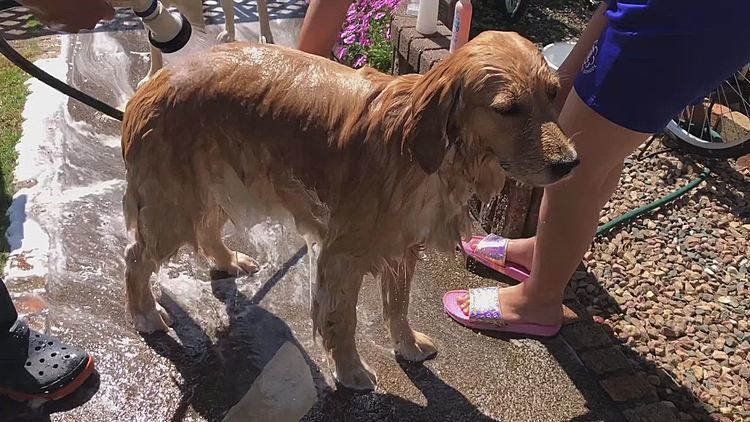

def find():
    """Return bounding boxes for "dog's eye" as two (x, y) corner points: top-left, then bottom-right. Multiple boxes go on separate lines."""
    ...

(494, 103), (521, 116)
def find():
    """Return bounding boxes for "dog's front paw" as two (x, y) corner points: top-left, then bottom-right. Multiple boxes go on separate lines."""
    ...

(214, 251), (260, 277)
(394, 330), (437, 362)
(234, 252), (259, 274)
(132, 304), (172, 333)
(334, 359), (377, 392)
(217, 30), (235, 43)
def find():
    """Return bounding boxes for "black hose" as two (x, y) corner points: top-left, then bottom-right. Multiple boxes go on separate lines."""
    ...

(0, 36), (124, 121)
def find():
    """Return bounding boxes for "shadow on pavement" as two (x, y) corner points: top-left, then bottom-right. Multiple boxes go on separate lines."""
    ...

(138, 246), (495, 421)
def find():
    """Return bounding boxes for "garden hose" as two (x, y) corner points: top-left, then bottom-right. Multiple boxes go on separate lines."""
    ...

(595, 167), (712, 237)
(0, 35), (124, 121)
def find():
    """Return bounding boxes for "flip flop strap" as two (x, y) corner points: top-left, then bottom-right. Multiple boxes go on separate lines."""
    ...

(468, 287), (506, 326)
(475, 234), (508, 267)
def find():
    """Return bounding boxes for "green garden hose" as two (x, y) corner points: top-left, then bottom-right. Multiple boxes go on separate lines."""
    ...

(595, 167), (712, 237)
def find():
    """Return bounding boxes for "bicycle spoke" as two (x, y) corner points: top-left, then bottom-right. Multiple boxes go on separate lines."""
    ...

(719, 82), (749, 144)
(731, 73), (750, 117)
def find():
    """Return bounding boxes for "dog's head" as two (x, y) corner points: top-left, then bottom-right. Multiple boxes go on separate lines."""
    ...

(402, 31), (578, 188)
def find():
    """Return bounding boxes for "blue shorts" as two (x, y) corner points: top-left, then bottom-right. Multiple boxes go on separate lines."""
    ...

(574, 0), (750, 133)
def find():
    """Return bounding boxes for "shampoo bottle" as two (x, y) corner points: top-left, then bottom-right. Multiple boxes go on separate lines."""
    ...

(449, 0), (473, 52)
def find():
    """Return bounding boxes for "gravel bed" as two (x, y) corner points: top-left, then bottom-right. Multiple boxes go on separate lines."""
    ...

(578, 137), (750, 421)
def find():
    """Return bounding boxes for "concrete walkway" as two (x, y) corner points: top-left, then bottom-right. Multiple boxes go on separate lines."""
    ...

(1, 12), (619, 422)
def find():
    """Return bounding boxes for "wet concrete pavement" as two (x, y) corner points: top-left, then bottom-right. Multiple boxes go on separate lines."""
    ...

(2, 13), (620, 422)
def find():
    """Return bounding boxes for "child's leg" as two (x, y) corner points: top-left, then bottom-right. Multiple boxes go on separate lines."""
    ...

(298, 0), (351, 57)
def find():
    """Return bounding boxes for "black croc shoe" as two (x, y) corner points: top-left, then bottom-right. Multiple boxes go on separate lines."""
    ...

(0, 320), (95, 401)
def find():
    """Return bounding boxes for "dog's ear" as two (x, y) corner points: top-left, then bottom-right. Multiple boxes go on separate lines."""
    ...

(402, 73), (463, 175)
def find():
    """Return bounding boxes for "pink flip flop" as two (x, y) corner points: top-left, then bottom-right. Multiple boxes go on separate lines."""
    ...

(443, 287), (561, 337)
(461, 234), (529, 282)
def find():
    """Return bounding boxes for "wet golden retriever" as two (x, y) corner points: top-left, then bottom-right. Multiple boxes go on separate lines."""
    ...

(120, 31), (578, 391)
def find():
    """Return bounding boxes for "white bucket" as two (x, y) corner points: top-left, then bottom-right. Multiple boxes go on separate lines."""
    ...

(541, 40), (577, 71)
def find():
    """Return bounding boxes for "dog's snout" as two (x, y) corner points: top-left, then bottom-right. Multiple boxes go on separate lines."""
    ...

(549, 157), (580, 179)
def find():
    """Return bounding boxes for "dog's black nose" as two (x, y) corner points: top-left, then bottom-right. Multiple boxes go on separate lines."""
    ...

(549, 157), (580, 178)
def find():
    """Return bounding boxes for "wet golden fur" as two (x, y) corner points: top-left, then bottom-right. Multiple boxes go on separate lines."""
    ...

(120, 31), (578, 391)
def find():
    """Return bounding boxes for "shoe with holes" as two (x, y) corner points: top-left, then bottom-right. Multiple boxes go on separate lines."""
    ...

(0, 319), (95, 401)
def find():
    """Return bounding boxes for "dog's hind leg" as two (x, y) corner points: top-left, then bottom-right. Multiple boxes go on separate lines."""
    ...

(197, 209), (259, 277)
(379, 247), (437, 362)
(124, 184), (193, 333)
(312, 245), (376, 391)
(217, 0), (236, 43)
(125, 240), (173, 333)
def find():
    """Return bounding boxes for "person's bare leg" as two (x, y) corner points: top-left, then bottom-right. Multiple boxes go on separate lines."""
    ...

(297, 0), (351, 57)
(459, 91), (651, 324)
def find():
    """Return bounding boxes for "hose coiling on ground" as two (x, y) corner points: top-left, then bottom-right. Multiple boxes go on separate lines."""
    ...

(595, 167), (712, 237)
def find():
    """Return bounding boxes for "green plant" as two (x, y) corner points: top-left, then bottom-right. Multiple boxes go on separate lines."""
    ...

(0, 42), (40, 266)
(336, 0), (401, 72)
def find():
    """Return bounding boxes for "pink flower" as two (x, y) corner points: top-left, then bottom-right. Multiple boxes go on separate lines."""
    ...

(336, 0), (401, 71)
(335, 46), (348, 60)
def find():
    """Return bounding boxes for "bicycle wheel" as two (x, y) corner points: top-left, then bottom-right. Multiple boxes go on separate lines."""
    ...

(665, 64), (750, 158)
(500, 0), (530, 23)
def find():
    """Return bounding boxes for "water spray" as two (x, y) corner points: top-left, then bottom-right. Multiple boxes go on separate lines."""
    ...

(0, 0), (199, 121)
(110, 0), (192, 54)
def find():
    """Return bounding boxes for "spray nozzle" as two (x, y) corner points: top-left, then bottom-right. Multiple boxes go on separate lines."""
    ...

(127, 0), (192, 53)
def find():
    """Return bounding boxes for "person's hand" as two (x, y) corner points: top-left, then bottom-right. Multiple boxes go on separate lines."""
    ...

(18, 0), (115, 33)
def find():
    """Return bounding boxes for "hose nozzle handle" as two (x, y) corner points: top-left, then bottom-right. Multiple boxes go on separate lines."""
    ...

(131, 0), (192, 53)
(146, 13), (191, 53)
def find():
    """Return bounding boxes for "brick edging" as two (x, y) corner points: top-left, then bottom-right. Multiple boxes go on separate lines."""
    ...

(390, 9), (450, 75)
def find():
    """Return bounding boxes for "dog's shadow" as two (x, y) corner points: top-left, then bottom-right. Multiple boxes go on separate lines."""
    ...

(143, 247), (492, 421)
(142, 247), (327, 421)
(306, 358), (498, 421)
